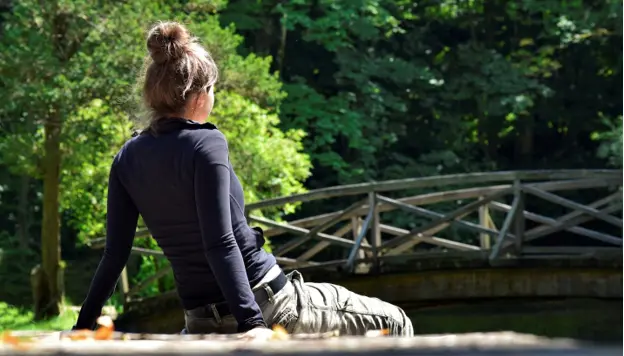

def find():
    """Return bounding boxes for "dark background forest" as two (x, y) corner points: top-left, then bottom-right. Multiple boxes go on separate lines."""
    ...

(0, 0), (621, 330)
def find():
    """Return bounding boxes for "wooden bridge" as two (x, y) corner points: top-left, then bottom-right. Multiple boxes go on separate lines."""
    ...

(88, 169), (623, 338)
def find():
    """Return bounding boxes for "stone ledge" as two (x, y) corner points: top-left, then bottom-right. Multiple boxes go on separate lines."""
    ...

(1, 332), (621, 356)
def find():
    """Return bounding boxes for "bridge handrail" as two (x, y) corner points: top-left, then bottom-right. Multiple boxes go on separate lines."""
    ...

(260, 177), (621, 237)
(84, 169), (621, 247)
(245, 169), (622, 211)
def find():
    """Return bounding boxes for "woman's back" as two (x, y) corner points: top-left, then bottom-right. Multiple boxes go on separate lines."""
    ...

(116, 118), (275, 309)
(75, 21), (412, 337)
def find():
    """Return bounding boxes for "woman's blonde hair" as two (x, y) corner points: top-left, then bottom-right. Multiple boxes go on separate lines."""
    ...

(141, 21), (218, 129)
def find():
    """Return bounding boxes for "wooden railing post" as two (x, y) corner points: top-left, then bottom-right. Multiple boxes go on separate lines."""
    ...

(345, 195), (376, 272)
(478, 196), (491, 249)
(513, 180), (525, 254)
(351, 217), (366, 273)
(369, 192), (381, 273)
(489, 184), (522, 261)
(351, 217), (361, 242)
(118, 267), (130, 304)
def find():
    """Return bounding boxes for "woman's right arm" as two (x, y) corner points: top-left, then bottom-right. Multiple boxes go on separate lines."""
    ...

(74, 159), (139, 330)
(193, 132), (267, 332)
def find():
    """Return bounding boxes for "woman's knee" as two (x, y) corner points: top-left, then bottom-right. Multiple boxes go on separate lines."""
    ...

(396, 307), (414, 337)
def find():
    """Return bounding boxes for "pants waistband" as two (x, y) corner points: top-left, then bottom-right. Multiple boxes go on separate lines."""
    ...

(184, 269), (287, 322)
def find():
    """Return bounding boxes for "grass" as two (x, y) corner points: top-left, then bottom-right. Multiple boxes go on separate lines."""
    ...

(0, 302), (77, 332)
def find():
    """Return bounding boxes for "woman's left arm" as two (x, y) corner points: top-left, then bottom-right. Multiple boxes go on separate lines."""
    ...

(74, 160), (139, 330)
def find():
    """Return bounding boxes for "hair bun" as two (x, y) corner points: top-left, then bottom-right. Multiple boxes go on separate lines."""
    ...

(146, 21), (191, 64)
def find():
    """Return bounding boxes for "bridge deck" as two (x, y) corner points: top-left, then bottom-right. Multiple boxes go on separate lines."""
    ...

(1, 331), (622, 356)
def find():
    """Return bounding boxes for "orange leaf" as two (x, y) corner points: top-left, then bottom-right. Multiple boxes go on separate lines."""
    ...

(1, 332), (31, 351)
(1, 332), (20, 345)
(94, 326), (113, 340)
(96, 316), (114, 329)
(94, 315), (114, 340)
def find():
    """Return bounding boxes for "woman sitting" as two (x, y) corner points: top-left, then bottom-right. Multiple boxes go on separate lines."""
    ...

(74, 21), (413, 340)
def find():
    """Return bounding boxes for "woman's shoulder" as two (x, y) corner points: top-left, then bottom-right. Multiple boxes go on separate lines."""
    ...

(112, 120), (228, 162)
(153, 118), (227, 143)
(110, 133), (142, 166)
(183, 122), (228, 148)
(183, 123), (230, 164)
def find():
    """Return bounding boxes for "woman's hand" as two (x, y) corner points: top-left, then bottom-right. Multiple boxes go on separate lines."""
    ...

(238, 326), (275, 341)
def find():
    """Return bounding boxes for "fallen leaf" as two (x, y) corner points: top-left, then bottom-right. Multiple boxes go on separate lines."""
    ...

(96, 316), (114, 329)
(1, 332), (19, 345)
(1, 332), (31, 351)
(94, 315), (114, 340)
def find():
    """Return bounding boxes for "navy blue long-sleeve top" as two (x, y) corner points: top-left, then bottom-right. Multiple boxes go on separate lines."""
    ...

(75, 118), (276, 332)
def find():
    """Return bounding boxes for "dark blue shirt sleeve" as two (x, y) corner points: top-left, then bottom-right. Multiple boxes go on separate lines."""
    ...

(193, 132), (266, 332)
(74, 159), (139, 330)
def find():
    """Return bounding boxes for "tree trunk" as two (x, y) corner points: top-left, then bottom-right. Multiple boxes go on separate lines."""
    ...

(33, 116), (64, 320)
(276, 12), (287, 78)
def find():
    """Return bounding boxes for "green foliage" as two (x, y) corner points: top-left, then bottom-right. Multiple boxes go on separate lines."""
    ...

(218, 0), (622, 254)
(0, 0), (309, 240)
(0, 232), (37, 306)
(61, 100), (134, 242)
(212, 92), (311, 208)
(0, 302), (77, 331)
(224, 0), (622, 190)
(279, 81), (360, 179)
(0, 0), (144, 243)
(592, 115), (623, 168)
(279, 0), (404, 51)
(0, 0), (311, 304)
(132, 238), (175, 299)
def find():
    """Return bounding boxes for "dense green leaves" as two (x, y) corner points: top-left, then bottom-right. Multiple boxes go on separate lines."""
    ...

(223, 0), (622, 189)
(60, 100), (133, 241)
(0, 0), (311, 239)
(0, 0), (311, 307)
(211, 92), (310, 209)
(593, 115), (623, 168)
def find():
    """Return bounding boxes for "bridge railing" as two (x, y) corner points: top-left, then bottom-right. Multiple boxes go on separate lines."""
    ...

(88, 169), (623, 304)
(246, 169), (622, 273)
